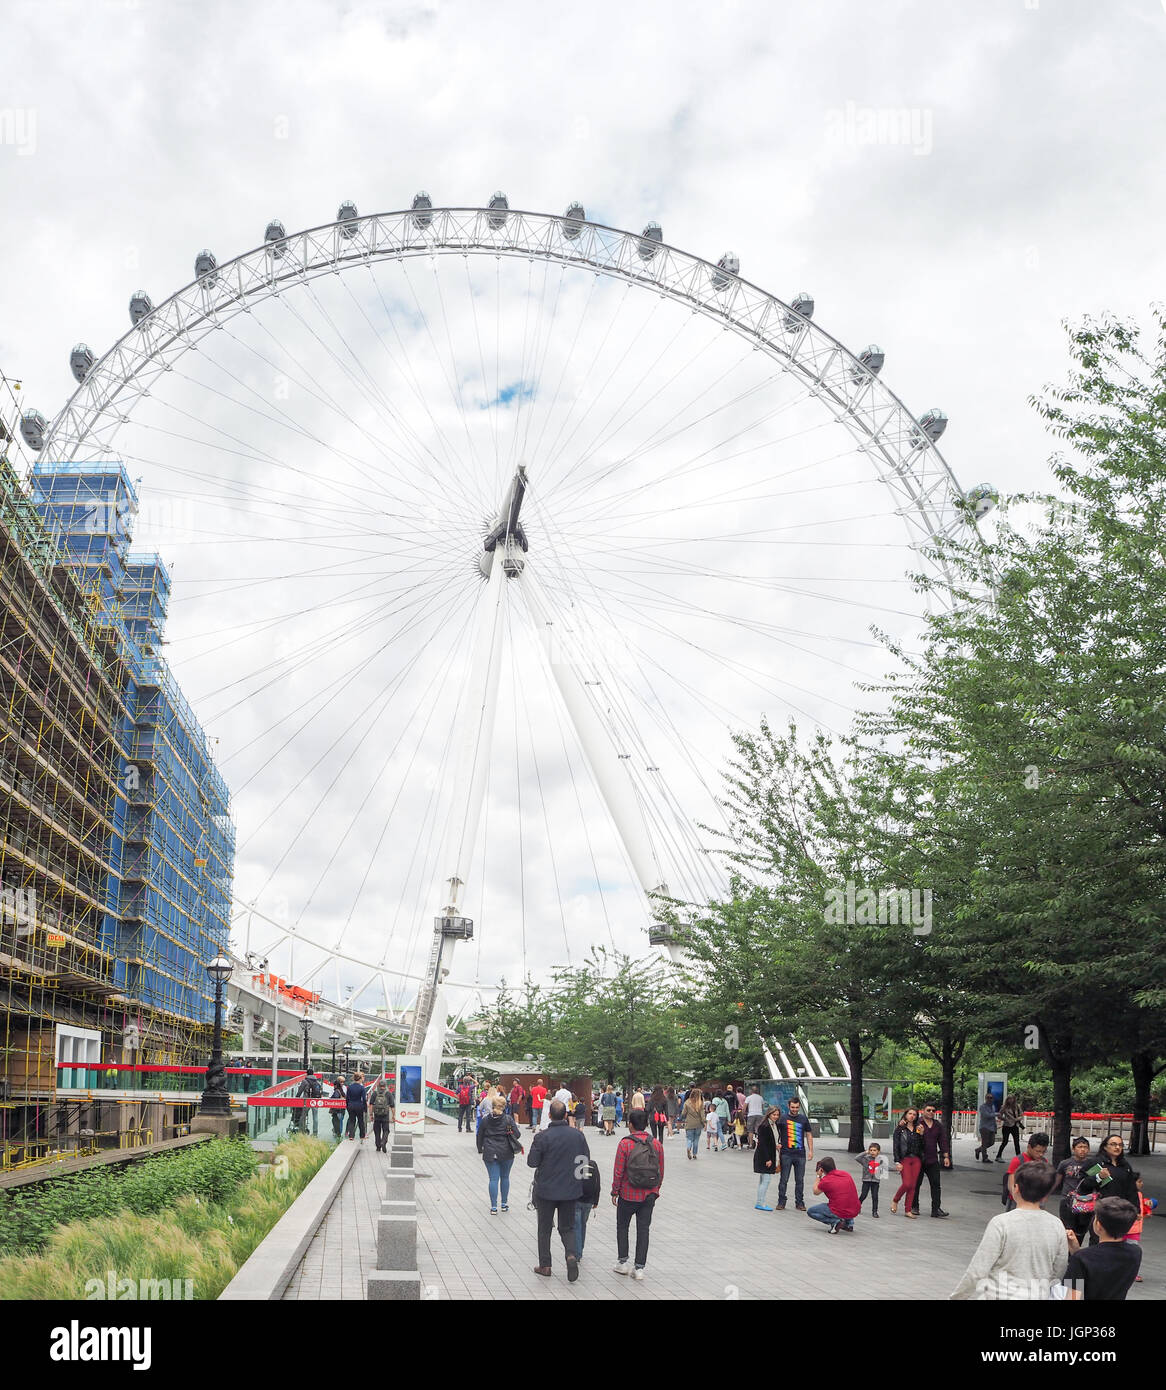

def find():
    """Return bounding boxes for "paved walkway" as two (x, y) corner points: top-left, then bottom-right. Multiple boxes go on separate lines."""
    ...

(284, 1125), (1164, 1301)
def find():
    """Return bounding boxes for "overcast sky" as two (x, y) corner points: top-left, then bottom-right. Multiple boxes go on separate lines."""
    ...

(3, 0), (1163, 1018)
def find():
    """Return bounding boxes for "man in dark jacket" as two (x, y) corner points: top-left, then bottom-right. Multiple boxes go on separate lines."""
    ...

(912, 1103), (951, 1217)
(345, 1072), (369, 1141)
(527, 1099), (591, 1281)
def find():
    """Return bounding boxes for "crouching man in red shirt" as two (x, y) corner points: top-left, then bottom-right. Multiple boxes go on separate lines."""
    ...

(808, 1156), (861, 1233)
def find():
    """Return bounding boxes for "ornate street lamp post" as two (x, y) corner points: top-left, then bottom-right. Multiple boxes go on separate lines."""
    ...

(199, 953), (233, 1117)
(329, 1032), (339, 1074)
(300, 1016), (311, 1073)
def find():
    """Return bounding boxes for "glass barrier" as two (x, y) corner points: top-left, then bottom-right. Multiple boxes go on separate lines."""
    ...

(56, 1064), (303, 1096)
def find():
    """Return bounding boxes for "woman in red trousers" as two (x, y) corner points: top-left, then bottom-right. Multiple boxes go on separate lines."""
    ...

(890, 1108), (924, 1217)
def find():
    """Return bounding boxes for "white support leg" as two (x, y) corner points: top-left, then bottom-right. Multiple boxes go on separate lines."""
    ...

(518, 564), (678, 953)
(411, 548), (510, 1074)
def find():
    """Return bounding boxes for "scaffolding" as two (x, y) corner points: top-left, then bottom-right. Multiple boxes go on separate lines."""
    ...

(0, 373), (236, 1170)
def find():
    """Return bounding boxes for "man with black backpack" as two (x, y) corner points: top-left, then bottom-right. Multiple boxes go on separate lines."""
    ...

(296, 1068), (323, 1135)
(611, 1108), (665, 1281)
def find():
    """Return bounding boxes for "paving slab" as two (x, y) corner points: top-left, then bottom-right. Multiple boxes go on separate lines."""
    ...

(282, 1125), (1164, 1301)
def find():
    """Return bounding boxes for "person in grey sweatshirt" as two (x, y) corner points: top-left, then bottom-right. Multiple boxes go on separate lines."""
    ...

(950, 1161), (1071, 1300)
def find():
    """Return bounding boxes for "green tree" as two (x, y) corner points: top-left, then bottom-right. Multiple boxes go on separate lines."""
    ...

(867, 311), (1166, 1160)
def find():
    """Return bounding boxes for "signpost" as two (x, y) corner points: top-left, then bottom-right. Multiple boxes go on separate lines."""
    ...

(395, 1054), (426, 1135)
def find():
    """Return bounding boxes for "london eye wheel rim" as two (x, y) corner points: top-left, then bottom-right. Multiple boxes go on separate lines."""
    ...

(38, 206), (975, 572)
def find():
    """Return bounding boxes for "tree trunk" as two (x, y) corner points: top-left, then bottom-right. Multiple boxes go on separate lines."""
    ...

(1129, 1050), (1154, 1156)
(1049, 1053), (1073, 1164)
(1036, 1025), (1073, 1164)
(847, 1034), (865, 1152)
(940, 1034), (956, 1161)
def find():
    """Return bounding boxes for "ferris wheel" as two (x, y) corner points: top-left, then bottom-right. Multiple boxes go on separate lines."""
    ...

(22, 197), (996, 1072)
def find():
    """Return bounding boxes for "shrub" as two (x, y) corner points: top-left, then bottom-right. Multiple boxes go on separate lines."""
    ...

(0, 1137), (257, 1256)
(0, 1135), (329, 1300)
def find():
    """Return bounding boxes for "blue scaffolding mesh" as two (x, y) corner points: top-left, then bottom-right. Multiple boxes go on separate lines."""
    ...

(30, 461), (236, 1033)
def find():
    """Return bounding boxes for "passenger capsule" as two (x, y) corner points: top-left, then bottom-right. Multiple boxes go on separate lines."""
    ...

(195, 249), (219, 285)
(562, 201), (585, 240)
(850, 344), (885, 382)
(965, 482), (999, 519)
(129, 291), (153, 327)
(487, 190), (510, 229)
(20, 410), (47, 451)
(337, 200), (359, 238)
(711, 251), (739, 291)
(783, 292), (814, 331)
(70, 343), (95, 384)
(264, 220), (287, 258)
(412, 191), (433, 229)
(916, 408), (948, 443)
(637, 221), (663, 261)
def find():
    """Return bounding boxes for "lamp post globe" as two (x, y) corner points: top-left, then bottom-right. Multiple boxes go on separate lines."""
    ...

(199, 953), (233, 1117)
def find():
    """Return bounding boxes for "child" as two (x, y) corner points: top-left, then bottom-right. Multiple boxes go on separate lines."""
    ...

(808, 1156), (861, 1233)
(733, 1113), (747, 1150)
(706, 1103), (721, 1152)
(1125, 1177), (1156, 1282)
(855, 1142), (887, 1217)
(1063, 1196), (1142, 1300)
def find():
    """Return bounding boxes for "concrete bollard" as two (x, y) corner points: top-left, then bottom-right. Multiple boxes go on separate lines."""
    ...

(384, 1170), (415, 1203)
(367, 1269), (421, 1301)
(380, 1198), (417, 1222)
(389, 1147), (414, 1169)
(377, 1213), (417, 1271)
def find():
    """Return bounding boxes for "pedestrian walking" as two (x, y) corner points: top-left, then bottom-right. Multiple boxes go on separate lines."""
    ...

(665, 1086), (680, 1137)
(1075, 1135), (1140, 1245)
(993, 1094), (1023, 1161)
(753, 1105), (782, 1210)
(478, 1095), (523, 1213)
(370, 1078), (395, 1151)
(913, 1103), (951, 1218)
(950, 1162), (1069, 1299)
(705, 1102), (721, 1152)
(712, 1090), (730, 1147)
(854, 1142), (887, 1217)
(890, 1107), (923, 1217)
(508, 1079), (527, 1126)
(648, 1086), (669, 1144)
(807, 1157), (860, 1233)
(682, 1088), (704, 1159)
(1053, 1136), (1095, 1244)
(1003, 1132), (1049, 1211)
(457, 1077), (476, 1133)
(344, 1071), (368, 1141)
(330, 1076), (346, 1137)
(575, 1149), (601, 1260)
(296, 1068), (323, 1135)
(974, 1094), (998, 1162)
(611, 1108), (664, 1280)
(775, 1097), (813, 1210)
(600, 1083), (618, 1136)
(744, 1085), (765, 1148)
(1063, 1197), (1142, 1300)
(527, 1099), (590, 1280)
(529, 1077), (548, 1131)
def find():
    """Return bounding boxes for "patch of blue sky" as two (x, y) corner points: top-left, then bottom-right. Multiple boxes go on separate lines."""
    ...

(482, 380), (535, 410)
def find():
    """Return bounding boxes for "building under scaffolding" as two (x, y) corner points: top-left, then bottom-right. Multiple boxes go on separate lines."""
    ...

(0, 379), (235, 1170)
